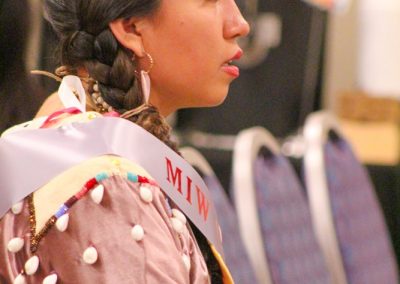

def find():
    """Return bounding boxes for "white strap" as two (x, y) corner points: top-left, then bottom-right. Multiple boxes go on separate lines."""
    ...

(58, 75), (87, 112)
(140, 71), (151, 104)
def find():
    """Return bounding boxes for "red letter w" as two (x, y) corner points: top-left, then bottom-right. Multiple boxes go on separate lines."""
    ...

(196, 186), (209, 221)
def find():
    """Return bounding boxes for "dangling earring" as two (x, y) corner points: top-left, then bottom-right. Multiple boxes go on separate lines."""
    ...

(135, 51), (154, 105)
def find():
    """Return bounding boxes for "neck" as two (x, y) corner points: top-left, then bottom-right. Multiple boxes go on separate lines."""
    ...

(148, 82), (181, 117)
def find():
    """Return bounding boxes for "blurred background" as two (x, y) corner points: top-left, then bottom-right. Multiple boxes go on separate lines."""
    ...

(1, 0), (400, 282)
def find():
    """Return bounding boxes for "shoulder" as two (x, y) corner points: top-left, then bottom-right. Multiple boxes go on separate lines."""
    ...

(34, 156), (154, 227)
(35, 92), (63, 118)
(1, 92), (62, 137)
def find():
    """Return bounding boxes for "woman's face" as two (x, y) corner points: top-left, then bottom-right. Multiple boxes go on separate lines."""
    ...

(140, 0), (250, 116)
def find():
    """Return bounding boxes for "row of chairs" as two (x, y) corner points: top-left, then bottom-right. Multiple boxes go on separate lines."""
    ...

(181, 111), (398, 284)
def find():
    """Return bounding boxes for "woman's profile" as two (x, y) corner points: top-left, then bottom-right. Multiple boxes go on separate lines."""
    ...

(0, 0), (249, 283)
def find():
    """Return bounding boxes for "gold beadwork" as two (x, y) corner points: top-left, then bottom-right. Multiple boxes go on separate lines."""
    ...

(28, 195), (58, 254)
(111, 159), (121, 167)
(88, 113), (97, 120)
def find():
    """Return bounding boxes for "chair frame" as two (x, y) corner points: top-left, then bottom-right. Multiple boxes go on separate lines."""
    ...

(180, 147), (215, 177)
(303, 111), (347, 284)
(232, 127), (280, 284)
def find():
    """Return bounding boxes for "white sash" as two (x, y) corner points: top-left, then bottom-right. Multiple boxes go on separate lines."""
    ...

(0, 117), (222, 254)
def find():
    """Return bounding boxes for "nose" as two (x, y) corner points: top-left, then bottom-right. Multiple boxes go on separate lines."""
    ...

(223, 0), (250, 40)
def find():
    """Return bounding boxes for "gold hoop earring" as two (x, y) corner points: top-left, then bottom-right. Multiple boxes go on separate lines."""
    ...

(131, 51), (153, 104)
(141, 51), (154, 74)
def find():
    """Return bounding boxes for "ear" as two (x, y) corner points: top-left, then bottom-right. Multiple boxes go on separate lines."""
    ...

(109, 17), (146, 57)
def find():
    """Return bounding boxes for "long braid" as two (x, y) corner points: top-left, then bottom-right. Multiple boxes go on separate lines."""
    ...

(57, 27), (179, 153)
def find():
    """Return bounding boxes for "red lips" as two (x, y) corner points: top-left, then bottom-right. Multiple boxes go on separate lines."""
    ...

(221, 65), (240, 77)
(231, 49), (243, 61)
(221, 49), (243, 78)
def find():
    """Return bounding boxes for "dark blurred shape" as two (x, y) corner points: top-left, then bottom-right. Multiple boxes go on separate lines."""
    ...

(0, 0), (45, 133)
(38, 20), (60, 94)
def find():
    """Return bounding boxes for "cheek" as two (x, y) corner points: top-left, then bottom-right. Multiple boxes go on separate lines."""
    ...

(150, 37), (212, 87)
(146, 14), (228, 107)
(150, 13), (220, 71)
(152, 58), (229, 108)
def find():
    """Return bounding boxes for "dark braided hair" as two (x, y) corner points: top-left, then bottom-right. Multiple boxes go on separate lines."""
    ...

(43, 0), (222, 282)
(43, 0), (178, 152)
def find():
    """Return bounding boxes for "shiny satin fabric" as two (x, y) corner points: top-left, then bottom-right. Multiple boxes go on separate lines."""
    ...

(0, 116), (222, 255)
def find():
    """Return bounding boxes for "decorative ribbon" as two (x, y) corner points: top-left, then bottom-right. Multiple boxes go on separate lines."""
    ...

(40, 107), (83, 128)
(140, 70), (151, 104)
(0, 117), (223, 254)
(57, 75), (87, 112)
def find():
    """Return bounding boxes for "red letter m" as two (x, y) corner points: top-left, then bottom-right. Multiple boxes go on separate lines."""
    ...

(166, 157), (182, 194)
(196, 186), (209, 221)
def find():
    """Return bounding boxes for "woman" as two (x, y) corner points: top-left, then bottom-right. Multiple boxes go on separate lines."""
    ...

(0, 0), (249, 283)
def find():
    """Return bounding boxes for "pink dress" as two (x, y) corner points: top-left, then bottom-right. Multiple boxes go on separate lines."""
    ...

(0, 159), (210, 283)
(0, 113), (212, 284)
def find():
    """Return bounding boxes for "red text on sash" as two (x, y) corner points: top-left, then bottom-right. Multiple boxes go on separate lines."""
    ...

(166, 157), (209, 221)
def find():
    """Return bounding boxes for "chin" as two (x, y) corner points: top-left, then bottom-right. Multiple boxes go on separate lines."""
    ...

(200, 95), (227, 108)
(183, 86), (229, 108)
(204, 87), (229, 107)
(212, 96), (227, 107)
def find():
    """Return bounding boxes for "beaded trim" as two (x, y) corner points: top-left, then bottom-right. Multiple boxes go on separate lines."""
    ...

(28, 172), (156, 253)
(90, 82), (114, 113)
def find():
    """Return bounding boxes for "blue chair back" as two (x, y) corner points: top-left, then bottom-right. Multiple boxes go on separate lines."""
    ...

(254, 150), (331, 284)
(233, 127), (331, 284)
(303, 111), (398, 284)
